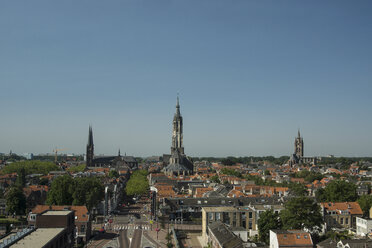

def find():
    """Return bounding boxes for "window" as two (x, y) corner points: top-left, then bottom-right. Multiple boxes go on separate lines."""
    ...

(296, 235), (300, 239)
(346, 218), (349, 225)
(197, 200), (201, 204)
(249, 212), (252, 218)
(340, 218), (343, 225)
(208, 213), (213, 220)
(81, 225), (85, 233)
(248, 221), (252, 229)
(216, 213), (221, 221)
(304, 235), (308, 239)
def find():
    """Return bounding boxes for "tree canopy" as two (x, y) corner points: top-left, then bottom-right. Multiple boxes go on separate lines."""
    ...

(108, 170), (119, 178)
(357, 195), (372, 217)
(258, 209), (282, 244)
(280, 196), (323, 232)
(67, 164), (86, 173)
(125, 170), (149, 196)
(316, 180), (357, 202)
(6, 186), (26, 215)
(1, 160), (59, 176)
(288, 183), (308, 197)
(46, 175), (104, 210)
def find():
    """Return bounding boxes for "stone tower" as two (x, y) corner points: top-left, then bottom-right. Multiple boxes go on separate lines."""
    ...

(294, 129), (304, 158)
(86, 125), (94, 167)
(164, 96), (193, 176)
(171, 96), (184, 156)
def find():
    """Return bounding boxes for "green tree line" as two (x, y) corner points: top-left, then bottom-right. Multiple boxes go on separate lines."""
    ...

(1, 160), (59, 176)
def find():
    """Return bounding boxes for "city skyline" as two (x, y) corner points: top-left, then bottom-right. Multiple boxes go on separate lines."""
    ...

(1, 1), (372, 157)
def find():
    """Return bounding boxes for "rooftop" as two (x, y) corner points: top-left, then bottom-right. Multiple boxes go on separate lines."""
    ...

(42, 210), (72, 216)
(11, 228), (65, 248)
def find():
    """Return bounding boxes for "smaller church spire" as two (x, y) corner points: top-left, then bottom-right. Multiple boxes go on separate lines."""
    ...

(298, 129), (301, 138)
(118, 148), (121, 157)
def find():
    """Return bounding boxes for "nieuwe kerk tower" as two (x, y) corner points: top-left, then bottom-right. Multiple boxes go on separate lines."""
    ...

(164, 97), (193, 176)
(86, 125), (94, 167)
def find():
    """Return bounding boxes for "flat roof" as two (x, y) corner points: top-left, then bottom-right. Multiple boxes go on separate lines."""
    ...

(11, 228), (65, 248)
(42, 210), (72, 215)
(202, 206), (236, 212)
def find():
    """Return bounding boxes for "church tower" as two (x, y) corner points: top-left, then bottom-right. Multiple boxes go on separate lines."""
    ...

(171, 96), (184, 155)
(86, 126), (94, 167)
(164, 96), (193, 176)
(294, 129), (304, 158)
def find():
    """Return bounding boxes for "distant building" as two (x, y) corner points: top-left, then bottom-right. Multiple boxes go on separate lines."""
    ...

(289, 130), (318, 165)
(85, 126), (137, 169)
(23, 153), (34, 160)
(163, 97), (193, 176)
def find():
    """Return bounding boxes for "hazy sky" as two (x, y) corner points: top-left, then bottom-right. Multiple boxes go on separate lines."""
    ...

(1, 0), (371, 157)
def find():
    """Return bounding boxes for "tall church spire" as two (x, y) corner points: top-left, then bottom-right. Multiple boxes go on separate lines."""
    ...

(172, 95), (184, 154)
(298, 129), (301, 138)
(86, 125), (94, 167)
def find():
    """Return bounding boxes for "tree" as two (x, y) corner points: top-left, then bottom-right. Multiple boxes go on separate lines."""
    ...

(280, 196), (323, 232)
(47, 176), (104, 211)
(15, 167), (26, 188)
(221, 158), (234, 166)
(357, 195), (372, 217)
(258, 209), (282, 244)
(289, 183), (308, 197)
(72, 177), (104, 210)
(108, 170), (119, 178)
(125, 170), (149, 196)
(46, 175), (74, 205)
(210, 175), (220, 183)
(39, 177), (49, 186)
(317, 180), (357, 202)
(6, 186), (26, 215)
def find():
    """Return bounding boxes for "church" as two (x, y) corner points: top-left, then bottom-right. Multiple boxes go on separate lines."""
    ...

(85, 126), (138, 170)
(289, 130), (318, 166)
(163, 97), (194, 176)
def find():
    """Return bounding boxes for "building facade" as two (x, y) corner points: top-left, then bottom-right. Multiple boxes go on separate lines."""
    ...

(321, 202), (363, 230)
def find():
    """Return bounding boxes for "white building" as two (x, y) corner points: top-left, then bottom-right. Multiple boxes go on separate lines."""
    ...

(356, 216), (372, 237)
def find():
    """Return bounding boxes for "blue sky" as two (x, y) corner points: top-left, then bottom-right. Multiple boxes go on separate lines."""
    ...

(0, 0), (371, 157)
